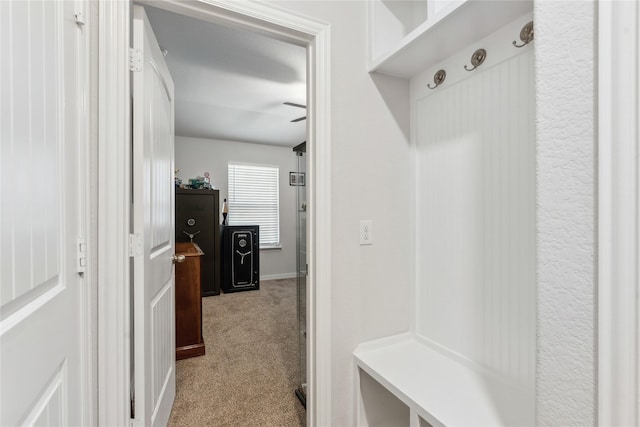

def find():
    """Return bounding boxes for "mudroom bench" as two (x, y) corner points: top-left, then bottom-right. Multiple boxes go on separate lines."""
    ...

(353, 333), (533, 427)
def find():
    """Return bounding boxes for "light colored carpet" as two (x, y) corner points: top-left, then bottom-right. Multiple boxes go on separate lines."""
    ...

(168, 278), (306, 427)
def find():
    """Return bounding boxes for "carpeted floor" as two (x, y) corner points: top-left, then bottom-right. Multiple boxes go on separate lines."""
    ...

(168, 278), (306, 427)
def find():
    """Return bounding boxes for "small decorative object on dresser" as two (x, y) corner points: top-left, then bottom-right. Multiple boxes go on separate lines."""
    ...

(221, 198), (228, 225)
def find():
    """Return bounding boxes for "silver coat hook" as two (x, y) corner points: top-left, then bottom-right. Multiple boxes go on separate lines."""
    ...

(464, 49), (487, 72)
(427, 69), (446, 89)
(513, 21), (534, 48)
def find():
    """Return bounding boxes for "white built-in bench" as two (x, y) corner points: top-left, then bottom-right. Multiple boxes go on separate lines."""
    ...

(354, 333), (534, 427)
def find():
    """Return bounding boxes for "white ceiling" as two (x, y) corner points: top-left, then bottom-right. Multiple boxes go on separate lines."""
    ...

(144, 5), (307, 147)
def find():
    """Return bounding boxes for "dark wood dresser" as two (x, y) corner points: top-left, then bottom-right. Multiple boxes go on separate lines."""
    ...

(175, 242), (205, 360)
(175, 188), (221, 296)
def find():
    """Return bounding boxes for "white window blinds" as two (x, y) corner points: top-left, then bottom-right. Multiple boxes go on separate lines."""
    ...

(228, 163), (280, 247)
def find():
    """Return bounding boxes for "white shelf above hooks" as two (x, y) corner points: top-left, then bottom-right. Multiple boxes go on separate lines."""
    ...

(368, 0), (533, 79)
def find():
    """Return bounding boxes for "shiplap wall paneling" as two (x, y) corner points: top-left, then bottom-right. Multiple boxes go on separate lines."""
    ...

(414, 49), (535, 388)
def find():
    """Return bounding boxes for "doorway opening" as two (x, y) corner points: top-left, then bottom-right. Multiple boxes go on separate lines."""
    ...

(98, 1), (330, 424)
(142, 3), (307, 424)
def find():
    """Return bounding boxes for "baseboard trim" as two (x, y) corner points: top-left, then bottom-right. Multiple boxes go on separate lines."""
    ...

(260, 273), (297, 281)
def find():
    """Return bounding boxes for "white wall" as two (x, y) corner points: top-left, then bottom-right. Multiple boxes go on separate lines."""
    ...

(266, 2), (413, 425)
(175, 136), (298, 280)
(534, 1), (597, 425)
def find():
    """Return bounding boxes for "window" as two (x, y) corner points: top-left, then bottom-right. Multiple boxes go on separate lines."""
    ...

(228, 163), (280, 248)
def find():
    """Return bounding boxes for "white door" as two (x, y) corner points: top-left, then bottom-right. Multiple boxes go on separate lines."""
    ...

(131, 5), (176, 426)
(0, 1), (90, 426)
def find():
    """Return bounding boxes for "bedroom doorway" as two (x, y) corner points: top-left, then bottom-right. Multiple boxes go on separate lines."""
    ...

(143, 3), (307, 425)
(97, 1), (331, 425)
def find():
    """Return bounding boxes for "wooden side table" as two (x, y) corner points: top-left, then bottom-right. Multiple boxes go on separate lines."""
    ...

(175, 242), (206, 360)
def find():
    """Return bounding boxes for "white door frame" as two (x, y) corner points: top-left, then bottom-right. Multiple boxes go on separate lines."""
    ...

(97, 1), (332, 426)
(598, 0), (640, 425)
(97, 2), (133, 425)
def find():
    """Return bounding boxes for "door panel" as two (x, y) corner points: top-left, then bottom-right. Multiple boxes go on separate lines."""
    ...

(132, 5), (176, 426)
(0, 0), (88, 425)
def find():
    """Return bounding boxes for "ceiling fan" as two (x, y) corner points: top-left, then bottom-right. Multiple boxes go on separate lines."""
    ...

(284, 102), (306, 122)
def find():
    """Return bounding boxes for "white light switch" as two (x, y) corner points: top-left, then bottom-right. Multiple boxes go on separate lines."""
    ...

(360, 220), (373, 245)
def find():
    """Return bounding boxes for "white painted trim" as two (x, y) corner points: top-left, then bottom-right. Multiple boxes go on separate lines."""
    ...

(78, 1), (97, 424)
(260, 273), (297, 281)
(409, 49), (419, 336)
(96, 2), (132, 426)
(306, 16), (332, 427)
(98, 1), (332, 425)
(259, 246), (282, 251)
(598, 1), (640, 425)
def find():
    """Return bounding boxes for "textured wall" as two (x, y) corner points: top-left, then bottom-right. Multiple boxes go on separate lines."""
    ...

(534, 1), (597, 425)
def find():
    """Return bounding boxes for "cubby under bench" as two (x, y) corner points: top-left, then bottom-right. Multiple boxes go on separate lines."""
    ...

(354, 333), (534, 427)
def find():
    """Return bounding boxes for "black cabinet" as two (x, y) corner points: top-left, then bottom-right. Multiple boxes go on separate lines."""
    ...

(175, 189), (221, 296)
(220, 225), (260, 293)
